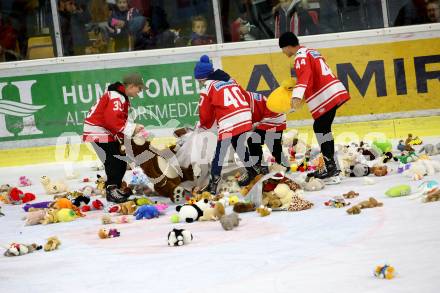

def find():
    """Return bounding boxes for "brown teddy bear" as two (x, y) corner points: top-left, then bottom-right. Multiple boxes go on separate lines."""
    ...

(233, 202), (256, 213)
(343, 191), (359, 199)
(118, 201), (137, 215)
(44, 236), (61, 251)
(423, 188), (440, 202)
(346, 197), (383, 214)
(262, 192), (283, 209)
(130, 139), (194, 203)
(199, 202), (225, 221)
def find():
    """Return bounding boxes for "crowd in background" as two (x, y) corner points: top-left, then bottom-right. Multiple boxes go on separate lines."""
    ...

(0, 0), (439, 61)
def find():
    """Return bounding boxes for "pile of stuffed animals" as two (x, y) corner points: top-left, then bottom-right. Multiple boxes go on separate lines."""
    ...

(2, 130), (440, 260)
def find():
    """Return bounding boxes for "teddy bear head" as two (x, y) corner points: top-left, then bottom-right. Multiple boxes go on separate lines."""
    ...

(98, 229), (109, 239)
(40, 176), (50, 185)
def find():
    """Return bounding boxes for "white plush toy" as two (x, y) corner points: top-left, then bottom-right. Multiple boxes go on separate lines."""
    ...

(403, 160), (440, 178)
(273, 183), (294, 209)
(336, 145), (360, 176)
(3, 243), (42, 256)
(40, 176), (69, 194)
(302, 177), (325, 191)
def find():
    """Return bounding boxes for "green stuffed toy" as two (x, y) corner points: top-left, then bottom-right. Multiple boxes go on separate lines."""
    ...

(135, 197), (154, 206)
(395, 151), (418, 164)
(372, 140), (392, 154)
(385, 185), (411, 197)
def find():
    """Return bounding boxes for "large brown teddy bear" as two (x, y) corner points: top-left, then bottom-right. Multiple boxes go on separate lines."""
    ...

(129, 134), (194, 203)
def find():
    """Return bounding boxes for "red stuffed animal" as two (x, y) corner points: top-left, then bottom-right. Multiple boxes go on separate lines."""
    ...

(8, 188), (35, 205)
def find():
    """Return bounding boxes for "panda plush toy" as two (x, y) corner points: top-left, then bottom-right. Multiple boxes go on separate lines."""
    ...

(349, 163), (370, 177)
(168, 228), (193, 246)
(176, 199), (210, 223)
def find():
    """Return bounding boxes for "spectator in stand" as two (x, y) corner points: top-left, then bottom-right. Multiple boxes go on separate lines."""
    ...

(394, 0), (429, 26)
(231, 4), (262, 42)
(108, 0), (143, 52)
(134, 17), (156, 50)
(85, 26), (109, 54)
(89, 0), (113, 41)
(58, 0), (91, 56)
(273, 0), (319, 37)
(426, 0), (440, 22)
(188, 15), (215, 46)
(0, 12), (18, 60)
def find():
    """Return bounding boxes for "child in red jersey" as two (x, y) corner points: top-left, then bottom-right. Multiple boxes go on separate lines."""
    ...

(83, 72), (146, 203)
(194, 55), (264, 195)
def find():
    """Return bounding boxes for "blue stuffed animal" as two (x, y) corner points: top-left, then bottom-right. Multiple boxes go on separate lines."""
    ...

(134, 205), (159, 220)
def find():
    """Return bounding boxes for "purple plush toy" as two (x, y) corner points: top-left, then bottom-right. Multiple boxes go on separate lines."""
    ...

(108, 229), (120, 238)
(23, 201), (52, 212)
(134, 205), (159, 220)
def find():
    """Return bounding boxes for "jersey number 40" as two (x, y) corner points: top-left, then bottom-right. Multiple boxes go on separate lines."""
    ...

(223, 87), (249, 108)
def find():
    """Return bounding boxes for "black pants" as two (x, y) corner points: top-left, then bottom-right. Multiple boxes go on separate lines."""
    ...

(313, 107), (337, 160)
(92, 141), (127, 188)
(211, 133), (252, 177)
(247, 129), (288, 167)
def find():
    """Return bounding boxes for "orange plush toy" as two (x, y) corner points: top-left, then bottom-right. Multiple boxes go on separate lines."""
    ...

(51, 198), (85, 217)
(52, 198), (74, 209)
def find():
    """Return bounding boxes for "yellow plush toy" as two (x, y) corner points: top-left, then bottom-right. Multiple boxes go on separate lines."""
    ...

(256, 205), (272, 217)
(266, 79), (296, 113)
(57, 208), (77, 222)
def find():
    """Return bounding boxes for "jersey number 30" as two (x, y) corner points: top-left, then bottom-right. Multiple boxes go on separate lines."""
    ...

(223, 87), (248, 108)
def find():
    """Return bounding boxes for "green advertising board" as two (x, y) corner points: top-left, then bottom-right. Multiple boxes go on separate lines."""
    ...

(0, 61), (200, 143)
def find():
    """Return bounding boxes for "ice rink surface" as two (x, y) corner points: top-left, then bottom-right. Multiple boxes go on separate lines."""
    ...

(1, 150), (440, 293)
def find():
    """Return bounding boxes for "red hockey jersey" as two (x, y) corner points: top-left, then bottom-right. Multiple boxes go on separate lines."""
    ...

(246, 91), (286, 132)
(83, 83), (136, 143)
(198, 79), (252, 140)
(292, 46), (350, 119)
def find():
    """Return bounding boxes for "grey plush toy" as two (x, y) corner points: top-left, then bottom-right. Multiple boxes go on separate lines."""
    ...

(419, 144), (439, 156)
(220, 213), (241, 231)
(302, 177), (325, 191)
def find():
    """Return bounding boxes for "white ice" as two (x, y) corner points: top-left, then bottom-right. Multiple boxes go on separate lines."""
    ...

(1, 149), (440, 293)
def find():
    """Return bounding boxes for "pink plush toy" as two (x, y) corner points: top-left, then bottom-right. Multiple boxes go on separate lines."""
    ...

(155, 203), (169, 214)
(115, 215), (131, 224)
(18, 176), (32, 187)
